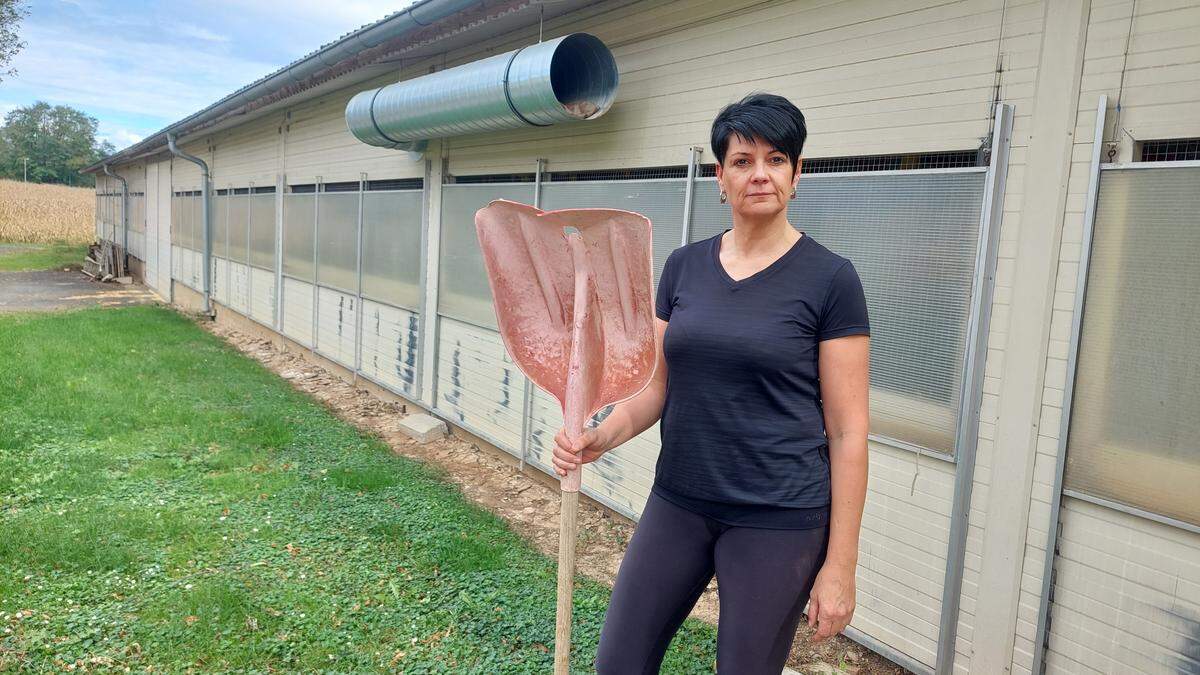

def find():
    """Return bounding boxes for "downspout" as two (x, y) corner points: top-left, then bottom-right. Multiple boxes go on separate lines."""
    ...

(102, 164), (129, 269)
(166, 134), (212, 317)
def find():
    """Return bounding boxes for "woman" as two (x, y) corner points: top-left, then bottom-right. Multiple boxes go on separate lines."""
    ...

(552, 93), (870, 674)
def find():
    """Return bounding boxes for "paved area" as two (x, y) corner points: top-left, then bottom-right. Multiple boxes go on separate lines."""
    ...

(0, 269), (159, 312)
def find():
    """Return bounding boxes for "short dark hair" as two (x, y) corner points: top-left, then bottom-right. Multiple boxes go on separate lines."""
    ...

(710, 93), (807, 174)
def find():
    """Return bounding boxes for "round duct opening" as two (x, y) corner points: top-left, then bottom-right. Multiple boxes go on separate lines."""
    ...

(549, 33), (619, 120)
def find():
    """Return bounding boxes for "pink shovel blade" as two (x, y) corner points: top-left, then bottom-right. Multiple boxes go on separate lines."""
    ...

(474, 199), (657, 488)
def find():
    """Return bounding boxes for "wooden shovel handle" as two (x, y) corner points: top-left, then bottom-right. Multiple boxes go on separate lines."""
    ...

(554, 231), (593, 673)
(555, 490), (579, 674)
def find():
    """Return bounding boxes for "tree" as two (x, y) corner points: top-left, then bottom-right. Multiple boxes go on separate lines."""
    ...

(0, 102), (115, 187)
(1, 0), (26, 82)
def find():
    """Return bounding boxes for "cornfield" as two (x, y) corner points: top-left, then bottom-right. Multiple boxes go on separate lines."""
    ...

(0, 179), (95, 244)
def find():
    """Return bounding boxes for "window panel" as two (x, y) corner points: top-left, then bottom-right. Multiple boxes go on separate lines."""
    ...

(439, 183), (535, 327)
(170, 195), (179, 245)
(362, 190), (422, 309)
(181, 194), (194, 251)
(540, 179), (687, 286)
(228, 195), (249, 263)
(249, 193), (276, 269)
(213, 194), (228, 257)
(316, 191), (359, 292)
(1064, 166), (1200, 526)
(283, 194), (315, 280)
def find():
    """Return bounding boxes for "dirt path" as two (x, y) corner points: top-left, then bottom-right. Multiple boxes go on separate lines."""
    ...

(0, 269), (157, 312)
(202, 319), (907, 675)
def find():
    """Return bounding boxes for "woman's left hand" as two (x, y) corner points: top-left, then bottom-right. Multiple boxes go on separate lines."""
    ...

(806, 562), (856, 642)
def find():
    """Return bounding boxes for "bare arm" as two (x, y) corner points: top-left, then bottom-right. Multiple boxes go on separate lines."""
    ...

(808, 333), (870, 641)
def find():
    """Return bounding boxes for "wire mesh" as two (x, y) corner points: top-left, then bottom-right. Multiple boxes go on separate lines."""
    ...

(698, 150), (981, 177)
(1140, 138), (1200, 162)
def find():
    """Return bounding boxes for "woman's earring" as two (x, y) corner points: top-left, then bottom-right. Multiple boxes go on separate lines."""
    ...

(790, 187), (797, 199)
(719, 190), (728, 204)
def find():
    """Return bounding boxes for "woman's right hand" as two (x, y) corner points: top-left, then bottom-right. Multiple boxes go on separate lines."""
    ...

(552, 426), (610, 477)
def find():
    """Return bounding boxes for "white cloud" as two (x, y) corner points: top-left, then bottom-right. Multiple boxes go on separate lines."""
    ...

(172, 22), (231, 43)
(97, 126), (144, 149)
(5, 0), (416, 146)
(9, 21), (279, 124)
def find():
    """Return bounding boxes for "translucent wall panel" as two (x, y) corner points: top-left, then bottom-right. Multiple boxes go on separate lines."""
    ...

(193, 195), (204, 252)
(691, 172), (986, 455)
(362, 190), (422, 309)
(228, 195), (249, 263)
(212, 194), (228, 259)
(316, 192), (359, 292)
(178, 196), (186, 250)
(439, 183), (535, 327)
(181, 195), (194, 251)
(191, 195), (201, 252)
(283, 194), (315, 281)
(170, 195), (180, 246)
(249, 194), (276, 270)
(1064, 167), (1200, 526)
(541, 179), (687, 286)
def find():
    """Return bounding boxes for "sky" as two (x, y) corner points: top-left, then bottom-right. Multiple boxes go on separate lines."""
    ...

(1, 0), (411, 151)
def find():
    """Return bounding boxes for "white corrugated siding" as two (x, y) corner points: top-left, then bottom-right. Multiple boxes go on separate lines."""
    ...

(282, 75), (421, 184)
(250, 266), (276, 326)
(171, 151), (202, 192)
(442, 0), (1023, 176)
(212, 113), (280, 188)
(1044, 498), (1200, 674)
(229, 261), (250, 315)
(281, 276), (314, 347)
(433, 316), (525, 454)
(358, 299), (420, 397)
(214, 258), (229, 306)
(1010, 2), (1200, 673)
(315, 285), (358, 368)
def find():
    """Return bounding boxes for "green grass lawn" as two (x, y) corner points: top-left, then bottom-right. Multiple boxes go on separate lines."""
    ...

(0, 242), (84, 272)
(0, 306), (717, 672)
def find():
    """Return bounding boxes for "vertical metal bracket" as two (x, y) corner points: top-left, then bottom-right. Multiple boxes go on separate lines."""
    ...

(935, 102), (1014, 675)
(354, 172), (367, 385)
(312, 176), (321, 351)
(681, 146), (701, 246)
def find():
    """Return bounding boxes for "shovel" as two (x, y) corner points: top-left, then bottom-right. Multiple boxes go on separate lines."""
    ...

(475, 199), (657, 673)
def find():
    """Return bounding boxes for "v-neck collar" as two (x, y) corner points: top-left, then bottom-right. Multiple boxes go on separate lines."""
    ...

(710, 228), (809, 290)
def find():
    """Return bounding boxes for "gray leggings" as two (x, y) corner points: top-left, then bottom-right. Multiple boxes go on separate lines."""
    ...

(595, 491), (829, 675)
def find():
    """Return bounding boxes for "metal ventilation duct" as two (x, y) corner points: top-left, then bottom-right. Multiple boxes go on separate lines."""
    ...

(346, 33), (618, 151)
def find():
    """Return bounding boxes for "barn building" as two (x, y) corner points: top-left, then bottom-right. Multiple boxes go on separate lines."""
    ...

(84, 1), (1200, 673)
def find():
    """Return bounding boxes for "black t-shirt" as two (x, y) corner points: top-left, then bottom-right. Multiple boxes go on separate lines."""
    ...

(651, 228), (870, 529)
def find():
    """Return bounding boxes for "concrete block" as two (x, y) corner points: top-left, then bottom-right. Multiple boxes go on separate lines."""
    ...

(399, 413), (447, 443)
